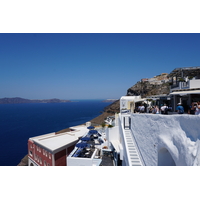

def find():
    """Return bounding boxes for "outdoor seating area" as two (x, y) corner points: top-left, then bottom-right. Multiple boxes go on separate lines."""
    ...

(73, 146), (95, 158)
(72, 126), (105, 159)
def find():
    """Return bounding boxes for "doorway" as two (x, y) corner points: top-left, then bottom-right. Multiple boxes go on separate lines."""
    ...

(158, 148), (176, 166)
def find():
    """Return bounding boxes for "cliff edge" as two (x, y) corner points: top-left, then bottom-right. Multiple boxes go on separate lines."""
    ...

(17, 154), (28, 166)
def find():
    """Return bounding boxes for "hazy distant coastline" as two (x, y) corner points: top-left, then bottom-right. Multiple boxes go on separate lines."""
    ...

(0, 97), (71, 104)
(102, 99), (118, 102)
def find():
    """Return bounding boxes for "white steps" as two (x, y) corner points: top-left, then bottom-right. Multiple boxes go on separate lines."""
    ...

(124, 130), (143, 166)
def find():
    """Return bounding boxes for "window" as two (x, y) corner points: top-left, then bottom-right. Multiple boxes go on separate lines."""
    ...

(49, 153), (51, 159)
(35, 154), (38, 161)
(44, 160), (46, 166)
(29, 151), (33, 156)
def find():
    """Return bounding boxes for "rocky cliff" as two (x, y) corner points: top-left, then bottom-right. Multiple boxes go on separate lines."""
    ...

(127, 81), (170, 97)
(17, 155), (28, 166)
(127, 73), (170, 97)
(90, 100), (120, 125)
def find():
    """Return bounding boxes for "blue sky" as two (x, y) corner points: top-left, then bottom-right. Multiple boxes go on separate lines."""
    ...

(1, 33), (200, 99)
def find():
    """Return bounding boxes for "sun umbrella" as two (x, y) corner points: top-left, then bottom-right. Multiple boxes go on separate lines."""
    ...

(80, 137), (91, 141)
(87, 126), (95, 130)
(89, 130), (98, 134)
(75, 142), (88, 148)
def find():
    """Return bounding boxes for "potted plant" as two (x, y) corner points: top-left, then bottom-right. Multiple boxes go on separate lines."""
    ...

(178, 78), (185, 82)
(101, 122), (106, 128)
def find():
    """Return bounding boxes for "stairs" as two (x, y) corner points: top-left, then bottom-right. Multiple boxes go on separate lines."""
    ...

(124, 129), (143, 166)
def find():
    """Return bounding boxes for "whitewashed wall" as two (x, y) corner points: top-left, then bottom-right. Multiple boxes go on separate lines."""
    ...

(190, 79), (200, 89)
(130, 114), (200, 166)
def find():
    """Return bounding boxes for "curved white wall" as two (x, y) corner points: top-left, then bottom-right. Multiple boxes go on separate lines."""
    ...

(130, 114), (200, 166)
(158, 148), (176, 166)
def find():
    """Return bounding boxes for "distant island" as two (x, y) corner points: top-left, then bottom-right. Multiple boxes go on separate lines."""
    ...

(0, 97), (71, 104)
(102, 99), (118, 102)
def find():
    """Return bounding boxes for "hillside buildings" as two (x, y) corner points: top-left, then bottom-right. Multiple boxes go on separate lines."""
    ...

(168, 66), (200, 111)
(141, 73), (169, 85)
(140, 67), (200, 112)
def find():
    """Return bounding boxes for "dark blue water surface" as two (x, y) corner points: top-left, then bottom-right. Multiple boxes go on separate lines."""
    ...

(0, 100), (112, 166)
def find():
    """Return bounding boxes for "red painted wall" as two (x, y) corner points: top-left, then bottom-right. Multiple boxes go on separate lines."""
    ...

(28, 140), (77, 166)
(28, 140), (35, 162)
(55, 149), (67, 166)
(28, 140), (53, 166)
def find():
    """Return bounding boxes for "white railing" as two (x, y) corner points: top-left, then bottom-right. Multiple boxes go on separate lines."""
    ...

(119, 114), (144, 166)
(118, 114), (130, 165)
(180, 81), (189, 89)
(171, 79), (200, 92)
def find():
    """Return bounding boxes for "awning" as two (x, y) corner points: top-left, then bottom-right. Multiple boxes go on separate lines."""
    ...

(170, 90), (200, 95)
(134, 99), (147, 102)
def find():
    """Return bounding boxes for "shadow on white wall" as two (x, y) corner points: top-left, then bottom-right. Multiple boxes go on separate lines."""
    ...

(158, 148), (176, 166)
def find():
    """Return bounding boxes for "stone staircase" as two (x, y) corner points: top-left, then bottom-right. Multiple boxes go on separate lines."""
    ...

(124, 129), (143, 166)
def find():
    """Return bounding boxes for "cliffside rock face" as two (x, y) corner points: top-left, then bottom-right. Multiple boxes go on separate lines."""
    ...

(103, 100), (120, 114)
(17, 154), (28, 166)
(127, 81), (170, 97)
(90, 100), (120, 125)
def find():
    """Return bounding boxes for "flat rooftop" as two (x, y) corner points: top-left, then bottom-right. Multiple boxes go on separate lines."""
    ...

(29, 125), (88, 152)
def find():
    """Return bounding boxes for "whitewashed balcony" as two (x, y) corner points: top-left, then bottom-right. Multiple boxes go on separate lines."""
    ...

(170, 79), (200, 92)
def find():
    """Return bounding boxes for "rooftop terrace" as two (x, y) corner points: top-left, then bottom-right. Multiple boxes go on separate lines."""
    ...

(67, 127), (114, 166)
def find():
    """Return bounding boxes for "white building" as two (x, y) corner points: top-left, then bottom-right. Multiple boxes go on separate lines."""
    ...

(67, 126), (111, 166)
(168, 66), (200, 111)
(105, 96), (200, 166)
(28, 125), (88, 166)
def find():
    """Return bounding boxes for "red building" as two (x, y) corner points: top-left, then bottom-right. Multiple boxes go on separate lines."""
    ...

(28, 125), (88, 166)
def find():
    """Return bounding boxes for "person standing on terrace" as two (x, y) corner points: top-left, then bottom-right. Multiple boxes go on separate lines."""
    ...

(155, 105), (160, 114)
(188, 102), (196, 115)
(161, 104), (168, 115)
(176, 103), (184, 114)
(195, 102), (200, 115)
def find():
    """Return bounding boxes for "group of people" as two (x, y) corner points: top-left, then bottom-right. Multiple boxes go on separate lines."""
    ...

(135, 104), (170, 114)
(134, 101), (200, 115)
(149, 105), (161, 114)
(149, 104), (171, 114)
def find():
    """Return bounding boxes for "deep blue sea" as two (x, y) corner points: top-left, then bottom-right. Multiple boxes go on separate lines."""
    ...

(0, 100), (112, 166)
